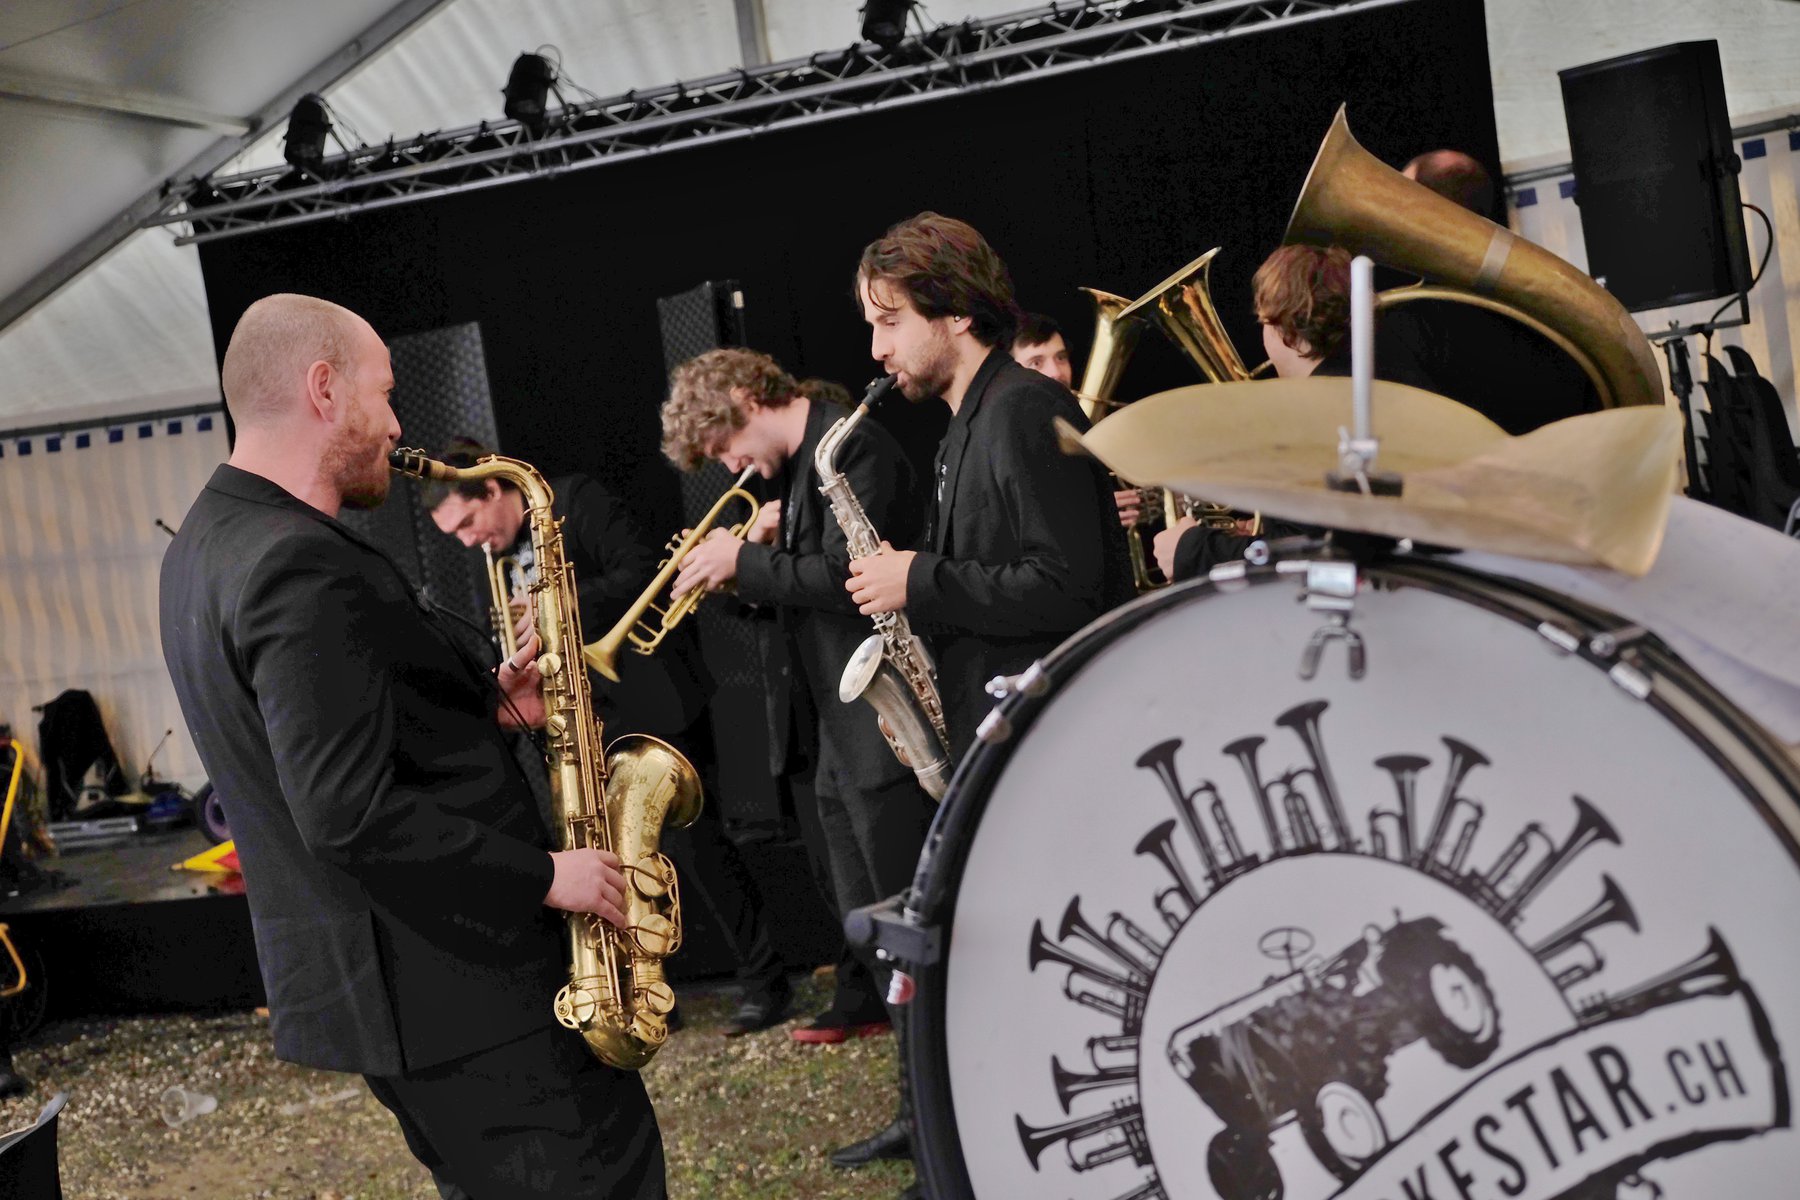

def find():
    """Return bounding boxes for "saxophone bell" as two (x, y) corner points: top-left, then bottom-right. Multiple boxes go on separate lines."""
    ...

(841, 635), (952, 800)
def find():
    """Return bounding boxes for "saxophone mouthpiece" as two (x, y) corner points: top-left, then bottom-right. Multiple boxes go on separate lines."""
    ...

(864, 375), (900, 407)
(388, 447), (448, 479)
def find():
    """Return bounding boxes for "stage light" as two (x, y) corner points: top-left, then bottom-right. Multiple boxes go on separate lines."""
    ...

(861, 0), (916, 50)
(283, 94), (331, 170)
(503, 52), (558, 135)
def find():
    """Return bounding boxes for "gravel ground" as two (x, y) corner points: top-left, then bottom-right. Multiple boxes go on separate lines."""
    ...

(0, 972), (915, 1199)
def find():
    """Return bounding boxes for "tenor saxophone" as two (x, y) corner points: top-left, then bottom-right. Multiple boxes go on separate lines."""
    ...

(389, 448), (702, 1069)
(815, 378), (953, 801)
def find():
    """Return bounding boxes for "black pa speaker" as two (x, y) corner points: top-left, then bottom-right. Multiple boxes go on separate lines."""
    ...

(1558, 40), (1752, 312)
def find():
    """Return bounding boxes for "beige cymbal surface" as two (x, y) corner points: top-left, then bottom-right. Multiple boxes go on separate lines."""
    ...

(1063, 377), (1681, 576)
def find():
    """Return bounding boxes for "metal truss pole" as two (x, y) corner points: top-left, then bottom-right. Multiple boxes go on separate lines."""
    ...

(144, 0), (1408, 246)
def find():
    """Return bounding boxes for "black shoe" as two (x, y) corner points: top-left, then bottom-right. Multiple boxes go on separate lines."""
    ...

(829, 1117), (912, 1168)
(0, 1071), (29, 1101)
(722, 981), (791, 1037)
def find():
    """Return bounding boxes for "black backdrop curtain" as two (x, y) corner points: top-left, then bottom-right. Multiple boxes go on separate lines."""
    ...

(198, 0), (1498, 535)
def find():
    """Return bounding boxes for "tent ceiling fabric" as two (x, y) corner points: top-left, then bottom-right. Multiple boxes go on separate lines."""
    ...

(0, 0), (1025, 427)
(0, 0), (444, 331)
(3, 0), (1799, 427)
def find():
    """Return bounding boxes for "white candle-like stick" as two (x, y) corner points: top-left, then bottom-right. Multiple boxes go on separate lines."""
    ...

(1351, 254), (1374, 444)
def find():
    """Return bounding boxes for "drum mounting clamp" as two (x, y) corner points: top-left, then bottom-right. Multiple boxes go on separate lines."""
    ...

(1292, 559), (1366, 681)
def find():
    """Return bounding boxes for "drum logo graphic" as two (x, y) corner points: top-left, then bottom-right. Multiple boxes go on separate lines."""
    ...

(1015, 700), (1787, 1200)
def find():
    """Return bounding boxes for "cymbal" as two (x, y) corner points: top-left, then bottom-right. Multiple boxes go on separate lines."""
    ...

(1061, 377), (1681, 576)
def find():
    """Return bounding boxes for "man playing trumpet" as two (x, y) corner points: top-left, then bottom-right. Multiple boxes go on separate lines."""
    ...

(660, 350), (936, 1171)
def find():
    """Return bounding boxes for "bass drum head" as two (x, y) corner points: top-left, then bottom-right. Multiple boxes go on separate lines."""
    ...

(910, 561), (1800, 1200)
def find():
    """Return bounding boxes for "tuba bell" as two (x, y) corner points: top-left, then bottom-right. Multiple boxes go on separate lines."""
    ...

(1074, 286), (1143, 424)
(1285, 105), (1663, 410)
(1117, 247), (1255, 385)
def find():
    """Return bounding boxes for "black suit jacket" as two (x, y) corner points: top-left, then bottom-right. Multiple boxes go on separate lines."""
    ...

(904, 351), (1133, 757)
(160, 465), (562, 1076)
(518, 474), (710, 744)
(735, 398), (922, 790)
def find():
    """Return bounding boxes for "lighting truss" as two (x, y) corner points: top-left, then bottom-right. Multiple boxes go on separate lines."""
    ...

(145, 0), (1404, 245)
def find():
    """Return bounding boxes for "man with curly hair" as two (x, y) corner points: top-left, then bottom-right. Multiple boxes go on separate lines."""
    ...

(661, 348), (934, 1186)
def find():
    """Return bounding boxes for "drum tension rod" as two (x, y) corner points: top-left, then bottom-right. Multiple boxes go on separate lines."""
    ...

(1537, 621), (1654, 699)
(978, 662), (1051, 745)
(1296, 560), (1366, 681)
(1587, 623), (1650, 659)
(1587, 624), (1654, 701)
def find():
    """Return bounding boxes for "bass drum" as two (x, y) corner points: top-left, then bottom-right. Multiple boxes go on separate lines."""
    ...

(906, 552), (1800, 1200)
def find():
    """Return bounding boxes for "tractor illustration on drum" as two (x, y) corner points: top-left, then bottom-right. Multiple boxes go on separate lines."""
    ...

(1167, 916), (1499, 1200)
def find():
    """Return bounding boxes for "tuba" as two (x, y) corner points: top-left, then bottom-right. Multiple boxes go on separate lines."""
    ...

(390, 448), (702, 1070)
(1074, 287), (1142, 424)
(818, 376), (954, 800)
(582, 468), (759, 683)
(1285, 105), (1663, 410)
(1116, 247), (1255, 386)
(1078, 254), (1264, 590)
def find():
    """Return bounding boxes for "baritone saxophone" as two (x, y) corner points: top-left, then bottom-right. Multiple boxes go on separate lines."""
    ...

(816, 377), (953, 801)
(388, 447), (702, 1070)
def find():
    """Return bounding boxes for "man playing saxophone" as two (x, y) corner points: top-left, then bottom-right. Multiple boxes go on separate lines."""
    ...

(426, 437), (791, 1037)
(845, 213), (1133, 758)
(659, 349), (936, 1182)
(158, 294), (665, 1197)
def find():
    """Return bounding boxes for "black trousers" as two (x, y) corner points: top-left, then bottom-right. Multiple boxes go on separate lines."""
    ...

(365, 1024), (665, 1199)
(664, 756), (785, 995)
(808, 738), (935, 1012)
(584, 692), (785, 998)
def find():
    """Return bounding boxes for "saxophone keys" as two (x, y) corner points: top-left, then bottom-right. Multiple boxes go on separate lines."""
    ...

(554, 983), (597, 1029)
(629, 853), (674, 898)
(633, 913), (678, 957)
(536, 651), (562, 679)
(637, 979), (676, 1016)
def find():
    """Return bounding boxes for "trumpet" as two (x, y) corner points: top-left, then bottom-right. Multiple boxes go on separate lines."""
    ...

(582, 468), (760, 682)
(483, 546), (521, 661)
(1167, 492), (1262, 537)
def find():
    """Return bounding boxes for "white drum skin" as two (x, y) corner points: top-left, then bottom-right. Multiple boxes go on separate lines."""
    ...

(911, 559), (1800, 1200)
